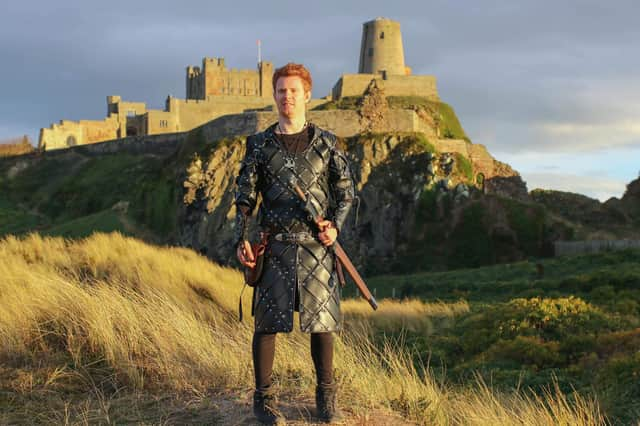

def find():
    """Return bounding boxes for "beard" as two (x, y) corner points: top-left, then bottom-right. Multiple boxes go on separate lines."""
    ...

(278, 102), (298, 118)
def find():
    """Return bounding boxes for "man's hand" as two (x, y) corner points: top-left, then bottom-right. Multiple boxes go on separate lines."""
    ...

(317, 220), (338, 247)
(237, 240), (256, 268)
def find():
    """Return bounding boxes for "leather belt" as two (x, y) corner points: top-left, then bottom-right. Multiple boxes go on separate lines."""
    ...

(272, 232), (314, 243)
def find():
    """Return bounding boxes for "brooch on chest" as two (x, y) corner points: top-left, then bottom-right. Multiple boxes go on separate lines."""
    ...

(284, 156), (295, 170)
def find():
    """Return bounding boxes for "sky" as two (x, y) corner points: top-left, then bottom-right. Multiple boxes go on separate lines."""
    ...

(1, 0), (638, 201)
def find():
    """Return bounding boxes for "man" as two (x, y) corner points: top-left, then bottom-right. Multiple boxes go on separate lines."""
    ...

(234, 63), (354, 424)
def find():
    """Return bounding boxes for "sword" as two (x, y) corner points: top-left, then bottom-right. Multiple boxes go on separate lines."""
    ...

(290, 178), (378, 310)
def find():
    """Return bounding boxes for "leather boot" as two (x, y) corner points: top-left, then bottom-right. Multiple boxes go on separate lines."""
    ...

(253, 389), (284, 425)
(316, 383), (344, 423)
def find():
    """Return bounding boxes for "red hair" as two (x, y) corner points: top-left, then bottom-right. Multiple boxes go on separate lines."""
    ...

(272, 63), (312, 93)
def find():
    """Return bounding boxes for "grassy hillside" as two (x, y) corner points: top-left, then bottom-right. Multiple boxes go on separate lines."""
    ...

(0, 150), (179, 240)
(0, 233), (604, 425)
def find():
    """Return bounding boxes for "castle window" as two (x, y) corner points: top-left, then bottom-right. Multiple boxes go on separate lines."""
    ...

(159, 120), (168, 128)
(127, 110), (136, 117)
(368, 47), (373, 57)
(380, 31), (384, 39)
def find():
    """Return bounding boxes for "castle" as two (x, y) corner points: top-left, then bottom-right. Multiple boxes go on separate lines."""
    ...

(38, 18), (439, 151)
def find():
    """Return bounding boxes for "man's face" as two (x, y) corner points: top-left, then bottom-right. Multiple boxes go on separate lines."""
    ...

(274, 76), (311, 120)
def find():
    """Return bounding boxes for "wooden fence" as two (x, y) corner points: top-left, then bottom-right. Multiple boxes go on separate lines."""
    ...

(554, 240), (640, 256)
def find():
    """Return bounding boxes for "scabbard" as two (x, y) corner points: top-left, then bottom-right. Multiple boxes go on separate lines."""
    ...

(334, 242), (378, 310)
(335, 255), (346, 287)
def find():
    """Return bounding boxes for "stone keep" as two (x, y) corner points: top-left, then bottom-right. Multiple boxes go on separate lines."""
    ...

(358, 17), (408, 76)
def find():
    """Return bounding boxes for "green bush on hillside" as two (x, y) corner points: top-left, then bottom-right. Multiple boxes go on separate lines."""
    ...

(416, 186), (438, 223)
(1, 151), (180, 239)
(454, 153), (473, 181)
(387, 97), (469, 141)
(484, 336), (563, 369)
(502, 198), (546, 255)
(449, 202), (492, 267)
(404, 132), (436, 153)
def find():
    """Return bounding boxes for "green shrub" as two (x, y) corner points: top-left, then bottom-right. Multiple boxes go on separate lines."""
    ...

(497, 297), (610, 341)
(485, 336), (563, 369)
(590, 285), (616, 301)
(502, 198), (545, 255)
(449, 202), (492, 267)
(416, 186), (438, 223)
(558, 334), (597, 362)
(387, 96), (433, 109)
(404, 133), (436, 153)
(437, 102), (468, 140)
(454, 153), (473, 181)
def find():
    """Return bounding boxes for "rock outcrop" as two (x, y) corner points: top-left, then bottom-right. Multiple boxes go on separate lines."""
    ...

(177, 131), (539, 273)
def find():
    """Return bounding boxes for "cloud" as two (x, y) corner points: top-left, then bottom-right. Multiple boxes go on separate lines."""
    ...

(494, 146), (640, 201)
(535, 120), (640, 151)
(524, 171), (627, 202)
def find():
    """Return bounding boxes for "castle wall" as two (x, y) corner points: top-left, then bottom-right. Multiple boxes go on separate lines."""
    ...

(106, 97), (148, 138)
(39, 116), (119, 150)
(115, 101), (147, 116)
(38, 131), (187, 158)
(307, 99), (329, 109)
(84, 118), (120, 143)
(332, 74), (438, 101)
(186, 66), (204, 99)
(467, 144), (496, 177)
(197, 110), (367, 141)
(185, 58), (274, 100)
(434, 138), (497, 178)
(38, 112), (497, 187)
(308, 110), (363, 136)
(171, 97), (273, 132)
(145, 110), (177, 135)
(332, 74), (378, 99)
(197, 109), (436, 141)
(205, 65), (260, 97)
(383, 75), (439, 100)
(410, 110), (437, 137)
(125, 115), (146, 137)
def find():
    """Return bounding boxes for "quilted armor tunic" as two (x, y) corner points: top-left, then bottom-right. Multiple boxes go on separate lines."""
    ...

(234, 123), (355, 333)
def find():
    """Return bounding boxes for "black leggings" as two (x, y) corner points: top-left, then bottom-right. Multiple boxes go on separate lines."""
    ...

(252, 332), (334, 392)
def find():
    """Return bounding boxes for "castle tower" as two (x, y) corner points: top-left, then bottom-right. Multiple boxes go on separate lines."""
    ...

(358, 17), (407, 76)
(258, 61), (273, 98)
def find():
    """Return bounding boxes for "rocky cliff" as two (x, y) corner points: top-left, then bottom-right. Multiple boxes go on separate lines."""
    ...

(177, 128), (551, 273)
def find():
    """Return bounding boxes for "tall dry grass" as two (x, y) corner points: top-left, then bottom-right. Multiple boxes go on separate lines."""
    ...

(0, 232), (606, 425)
(342, 298), (469, 334)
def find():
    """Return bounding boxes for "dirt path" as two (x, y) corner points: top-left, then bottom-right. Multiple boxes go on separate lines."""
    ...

(212, 392), (417, 426)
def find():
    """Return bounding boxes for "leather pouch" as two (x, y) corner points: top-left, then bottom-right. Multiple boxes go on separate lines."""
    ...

(243, 235), (268, 287)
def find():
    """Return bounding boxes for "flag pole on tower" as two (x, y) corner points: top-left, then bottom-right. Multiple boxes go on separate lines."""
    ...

(257, 39), (262, 64)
